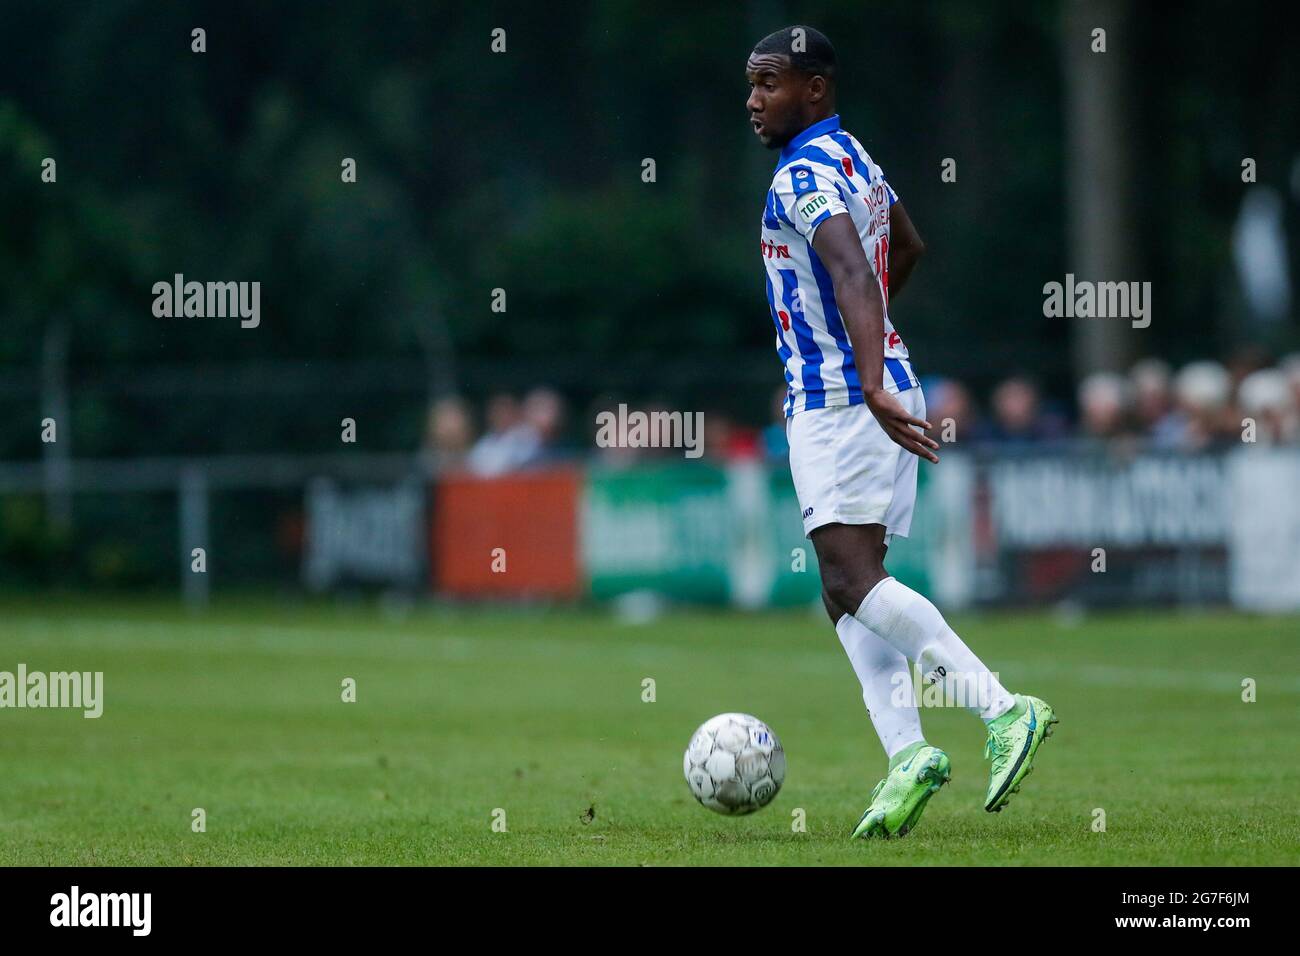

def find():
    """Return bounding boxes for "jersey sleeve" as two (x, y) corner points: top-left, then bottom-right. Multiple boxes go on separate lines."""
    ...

(772, 163), (850, 243)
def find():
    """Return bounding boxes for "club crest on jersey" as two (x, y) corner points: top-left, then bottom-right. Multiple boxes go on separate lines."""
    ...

(841, 156), (854, 178)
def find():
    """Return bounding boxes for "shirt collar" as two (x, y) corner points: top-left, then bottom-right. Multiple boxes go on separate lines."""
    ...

(778, 114), (841, 166)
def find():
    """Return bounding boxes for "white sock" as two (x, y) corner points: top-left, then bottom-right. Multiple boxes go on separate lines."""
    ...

(834, 613), (924, 759)
(854, 577), (1014, 721)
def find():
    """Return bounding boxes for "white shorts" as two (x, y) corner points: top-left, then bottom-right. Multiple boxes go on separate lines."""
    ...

(785, 388), (926, 540)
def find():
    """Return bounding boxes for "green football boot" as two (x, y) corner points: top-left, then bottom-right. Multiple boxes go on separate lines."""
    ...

(851, 743), (951, 839)
(983, 694), (1058, 812)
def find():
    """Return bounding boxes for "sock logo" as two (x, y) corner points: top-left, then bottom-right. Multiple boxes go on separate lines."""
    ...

(891, 663), (1004, 711)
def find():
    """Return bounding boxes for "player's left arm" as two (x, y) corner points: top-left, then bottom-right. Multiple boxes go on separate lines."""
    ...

(811, 214), (939, 463)
(886, 201), (925, 300)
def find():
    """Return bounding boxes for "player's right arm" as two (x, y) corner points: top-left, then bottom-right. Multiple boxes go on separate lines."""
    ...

(810, 214), (940, 463)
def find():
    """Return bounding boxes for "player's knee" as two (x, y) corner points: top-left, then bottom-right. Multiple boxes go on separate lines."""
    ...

(820, 562), (866, 618)
(822, 555), (892, 616)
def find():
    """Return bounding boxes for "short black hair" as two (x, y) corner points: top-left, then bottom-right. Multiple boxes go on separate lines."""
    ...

(752, 25), (836, 78)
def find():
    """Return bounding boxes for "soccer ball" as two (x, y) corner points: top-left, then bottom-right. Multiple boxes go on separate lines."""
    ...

(683, 712), (785, 815)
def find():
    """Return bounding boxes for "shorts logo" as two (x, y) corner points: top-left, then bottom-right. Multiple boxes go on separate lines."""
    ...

(802, 506), (814, 518)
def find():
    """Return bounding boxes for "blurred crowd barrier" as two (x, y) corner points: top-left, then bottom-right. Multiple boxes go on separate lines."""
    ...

(295, 447), (1300, 612)
(4, 444), (1296, 611)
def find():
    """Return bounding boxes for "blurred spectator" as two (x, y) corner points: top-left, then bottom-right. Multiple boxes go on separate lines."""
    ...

(702, 410), (738, 462)
(1129, 358), (1173, 433)
(1161, 360), (1233, 451)
(973, 376), (1068, 446)
(423, 395), (475, 470)
(466, 393), (541, 476)
(433, 351), (1300, 477)
(521, 387), (570, 465)
(1238, 368), (1297, 445)
(923, 376), (979, 444)
(1078, 371), (1134, 442)
(720, 414), (761, 461)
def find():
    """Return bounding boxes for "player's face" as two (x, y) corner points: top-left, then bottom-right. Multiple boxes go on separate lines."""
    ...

(746, 53), (809, 149)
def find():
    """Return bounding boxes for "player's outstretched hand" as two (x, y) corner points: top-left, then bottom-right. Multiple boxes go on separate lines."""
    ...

(865, 389), (940, 463)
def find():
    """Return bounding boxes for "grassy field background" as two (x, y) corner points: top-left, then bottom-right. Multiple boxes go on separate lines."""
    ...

(1, 597), (1297, 866)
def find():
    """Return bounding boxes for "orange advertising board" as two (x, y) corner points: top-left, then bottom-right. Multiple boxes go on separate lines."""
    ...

(431, 467), (581, 598)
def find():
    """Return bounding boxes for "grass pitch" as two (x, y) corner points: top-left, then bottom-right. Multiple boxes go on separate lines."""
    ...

(1, 596), (1297, 866)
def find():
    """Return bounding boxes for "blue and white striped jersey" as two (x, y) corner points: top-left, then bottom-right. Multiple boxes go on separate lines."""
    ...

(760, 114), (918, 417)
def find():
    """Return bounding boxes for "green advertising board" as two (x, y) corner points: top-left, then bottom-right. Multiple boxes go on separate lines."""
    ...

(582, 461), (933, 606)
(582, 463), (732, 602)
